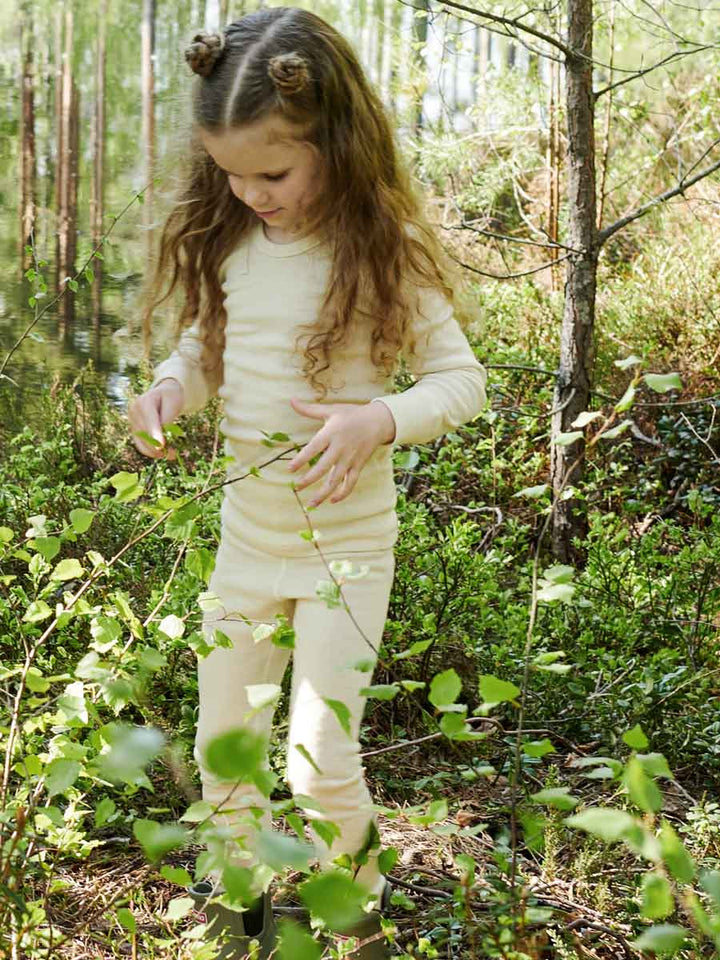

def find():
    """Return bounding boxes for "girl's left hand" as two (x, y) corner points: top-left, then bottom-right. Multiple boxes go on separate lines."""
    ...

(287, 396), (396, 507)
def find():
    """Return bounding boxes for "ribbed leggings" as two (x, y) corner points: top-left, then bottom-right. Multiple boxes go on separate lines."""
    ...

(193, 529), (395, 900)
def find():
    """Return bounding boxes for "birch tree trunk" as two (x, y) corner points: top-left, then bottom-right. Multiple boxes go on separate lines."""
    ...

(141, 0), (156, 356)
(56, 1), (76, 330)
(411, 0), (430, 137)
(550, 0), (598, 562)
(90, 0), (107, 328)
(19, 4), (36, 274)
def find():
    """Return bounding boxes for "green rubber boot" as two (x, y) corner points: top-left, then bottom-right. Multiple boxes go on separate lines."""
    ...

(188, 879), (277, 960)
(331, 881), (393, 959)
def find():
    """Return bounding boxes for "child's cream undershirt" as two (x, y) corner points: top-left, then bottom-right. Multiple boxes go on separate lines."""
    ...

(150, 221), (487, 557)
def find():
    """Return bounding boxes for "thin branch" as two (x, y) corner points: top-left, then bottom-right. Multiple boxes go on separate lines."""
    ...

(448, 247), (573, 279)
(595, 44), (718, 99)
(598, 152), (720, 244)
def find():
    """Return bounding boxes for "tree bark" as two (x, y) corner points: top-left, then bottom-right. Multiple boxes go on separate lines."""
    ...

(56, 1), (75, 326)
(550, 0), (598, 563)
(91, 0), (107, 330)
(411, 0), (430, 137)
(141, 0), (156, 356)
(19, 5), (36, 274)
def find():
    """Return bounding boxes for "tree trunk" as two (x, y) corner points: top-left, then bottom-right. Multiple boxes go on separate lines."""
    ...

(91, 0), (107, 329)
(141, 0), (156, 356)
(56, 1), (74, 322)
(411, 0), (430, 137)
(550, 0), (598, 563)
(19, 5), (36, 274)
(387, 0), (402, 116)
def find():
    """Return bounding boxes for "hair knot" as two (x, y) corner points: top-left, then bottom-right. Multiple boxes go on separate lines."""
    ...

(267, 53), (311, 95)
(185, 31), (225, 77)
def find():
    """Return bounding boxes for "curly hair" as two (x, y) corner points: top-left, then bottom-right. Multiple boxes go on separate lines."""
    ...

(145, 6), (459, 400)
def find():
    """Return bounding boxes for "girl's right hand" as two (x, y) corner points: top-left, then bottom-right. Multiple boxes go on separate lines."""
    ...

(128, 378), (184, 460)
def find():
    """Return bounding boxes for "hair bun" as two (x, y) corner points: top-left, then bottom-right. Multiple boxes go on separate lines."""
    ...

(267, 53), (311, 95)
(185, 31), (225, 77)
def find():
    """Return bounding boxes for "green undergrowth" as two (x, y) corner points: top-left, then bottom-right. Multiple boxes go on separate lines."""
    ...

(0, 351), (718, 958)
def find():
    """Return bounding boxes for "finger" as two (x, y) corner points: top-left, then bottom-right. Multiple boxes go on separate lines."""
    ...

(292, 444), (337, 491)
(307, 462), (352, 508)
(288, 435), (327, 474)
(330, 468), (356, 504)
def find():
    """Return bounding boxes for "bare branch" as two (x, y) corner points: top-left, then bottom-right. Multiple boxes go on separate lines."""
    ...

(598, 151), (720, 245)
(595, 44), (717, 99)
(447, 246), (573, 279)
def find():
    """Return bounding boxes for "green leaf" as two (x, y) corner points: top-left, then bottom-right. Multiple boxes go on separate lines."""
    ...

(90, 616), (122, 652)
(179, 800), (214, 823)
(204, 728), (267, 781)
(45, 758), (81, 797)
(164, 502), (199, 540)
(600, 419), (633, 440)
(56, 680), (88, 726)
(299, 872), (368, 930)
(51, 558), (84, 582)
(277, 919), (323, 960)
(641, 872), (674, 920)
(158, 614), (185, 639)
(94, 797), (116, 828)
(565, 807), (636, 842)
(659, 820), (695, 883)
(615, 354), (643, 369)
(530, 787), (579, 811)
(623, 724), (649, 750)
(637, 753), (673, 779)
(644, 372), (682, 394)
(185, 547), (215, 584)
(23, 600), (53, 623)
(34, 536), (61, 561)
(222, 864), (255, 904)
(522, 738), (555, 759)
(513, 483), (551, 498)
(624, 755), (663, 813)
(25, 667), (50, 693)
(630, 924), (688, 954)
(294, 743), (323, 775)
(97, 723), (165, 785)
(359, 684), (400, 700)
(109, 471), (143, 503)
(255, 829), (314, 872)
(69, 509), (95, 534)
(393, 637), (433, 659)
(116, 906), (137, 932)
(571, 411), (603, 429)
(428, 668), (462, 709)
(309, 818), (341, 848)
(400, 680), (426, 691)
(614, 383), (636, 413)
(478, 674), (520, 706)
(165, 896), (194, 921)
(133, 819), (188, 863)
(700, 870), (720, 908)
(407, 798), (448, 826)
(378, 845), (399, 875)
(324, 698), (352, 737)
(552, 430), (583, 446)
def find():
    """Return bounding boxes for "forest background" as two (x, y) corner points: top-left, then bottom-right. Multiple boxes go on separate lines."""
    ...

(1, 0), (720, 958)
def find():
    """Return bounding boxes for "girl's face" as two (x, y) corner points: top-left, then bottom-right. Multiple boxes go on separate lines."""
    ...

(200, 115), (324, 240)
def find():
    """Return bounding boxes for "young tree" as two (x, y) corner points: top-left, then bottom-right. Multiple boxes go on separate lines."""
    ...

(427, 0), (720, 561)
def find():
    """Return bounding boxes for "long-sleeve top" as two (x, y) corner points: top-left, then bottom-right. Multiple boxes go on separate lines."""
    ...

(150, 221), (487, 557)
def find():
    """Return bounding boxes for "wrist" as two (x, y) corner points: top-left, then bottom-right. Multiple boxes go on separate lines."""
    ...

(368, 399), (396, 445)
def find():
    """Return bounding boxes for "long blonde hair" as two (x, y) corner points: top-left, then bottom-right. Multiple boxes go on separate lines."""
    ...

(146, 6), (458, 399)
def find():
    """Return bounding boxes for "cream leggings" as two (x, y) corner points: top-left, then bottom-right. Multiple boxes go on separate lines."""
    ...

(193, 532), (395, 900)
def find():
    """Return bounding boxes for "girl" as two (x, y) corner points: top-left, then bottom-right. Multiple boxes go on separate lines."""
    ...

(128, 7), (487, 958)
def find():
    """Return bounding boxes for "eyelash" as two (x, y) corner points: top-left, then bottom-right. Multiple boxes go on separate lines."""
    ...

(224, 170), (288, 182)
